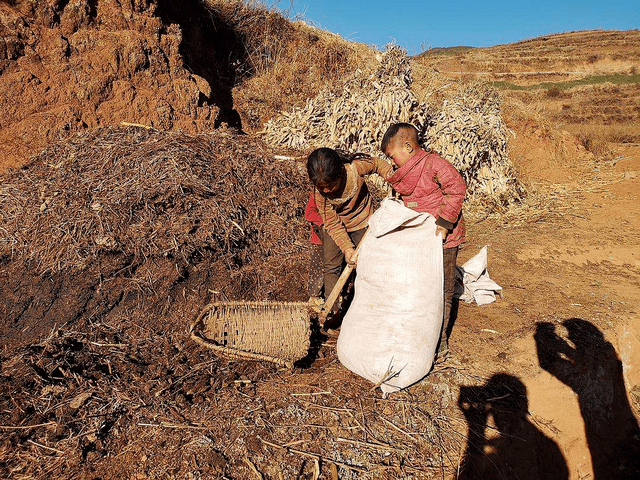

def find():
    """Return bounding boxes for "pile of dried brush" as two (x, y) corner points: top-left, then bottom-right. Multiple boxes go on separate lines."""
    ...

(262, 46), (525, 209)
(425, 84), (526, 209)
(263, 46), (429, 154)
(0, 127), (309, 296)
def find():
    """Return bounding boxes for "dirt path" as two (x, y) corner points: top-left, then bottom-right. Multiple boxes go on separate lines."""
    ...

(449, 143), (640, 478)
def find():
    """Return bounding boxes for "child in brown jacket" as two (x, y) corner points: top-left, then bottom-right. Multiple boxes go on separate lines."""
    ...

(306, 147), (394, 319)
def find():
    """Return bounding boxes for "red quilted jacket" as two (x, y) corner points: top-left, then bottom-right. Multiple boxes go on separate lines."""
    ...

(387, 149), (466, 249)
(304, 192), (323, 245)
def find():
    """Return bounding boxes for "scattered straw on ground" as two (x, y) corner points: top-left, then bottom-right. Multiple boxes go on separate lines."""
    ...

(0, 320), (482, 479)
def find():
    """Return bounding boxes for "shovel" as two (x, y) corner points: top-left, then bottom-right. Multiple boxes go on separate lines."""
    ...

(317, 228), (369, 323)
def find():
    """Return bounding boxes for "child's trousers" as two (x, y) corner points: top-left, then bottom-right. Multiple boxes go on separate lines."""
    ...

(441, 246), (459, 347)
(322, 228), (367, 310)
(307, 243), (324, 298)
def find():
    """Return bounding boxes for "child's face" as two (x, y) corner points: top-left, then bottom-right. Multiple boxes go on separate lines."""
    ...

(385, 140), (415, 167)
(316, 177), (343, 195)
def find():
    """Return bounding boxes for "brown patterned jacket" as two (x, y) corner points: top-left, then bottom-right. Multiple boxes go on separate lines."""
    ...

(313, 156), (393, 253)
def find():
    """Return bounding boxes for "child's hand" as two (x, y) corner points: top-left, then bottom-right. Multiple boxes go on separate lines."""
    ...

(436, 226), (448, 241)
(345, 247), (357, 265)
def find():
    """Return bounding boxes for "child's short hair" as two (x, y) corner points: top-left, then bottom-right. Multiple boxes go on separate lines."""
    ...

(381, 123), (419, 153)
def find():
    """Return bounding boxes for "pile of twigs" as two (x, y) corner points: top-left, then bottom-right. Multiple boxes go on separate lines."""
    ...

(0, 126), (309, 279)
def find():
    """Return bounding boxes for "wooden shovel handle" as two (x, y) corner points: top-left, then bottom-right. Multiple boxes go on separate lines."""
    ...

(319, 229), (370, 322)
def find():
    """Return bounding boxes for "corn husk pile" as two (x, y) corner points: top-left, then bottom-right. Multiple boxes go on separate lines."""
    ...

(425, 84), (526, 208)
(263, 46), (525, 208)
(263, 45), (430, 154)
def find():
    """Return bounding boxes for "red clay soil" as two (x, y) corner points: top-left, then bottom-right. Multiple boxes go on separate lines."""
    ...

(0, 0), (257, 172)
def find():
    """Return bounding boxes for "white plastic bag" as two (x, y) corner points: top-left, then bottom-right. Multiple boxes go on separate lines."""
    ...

(337, 198), (444, 396)
(456, 246), (502, 305)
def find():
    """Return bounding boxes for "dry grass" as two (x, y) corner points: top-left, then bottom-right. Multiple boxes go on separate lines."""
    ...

(220, 0), (379, 130)
(203, 0), (294, 79)
(0, 126), (309, 286)
(501, 81), (640, 152)
(235, 27), (377, 130)
(565, 123), (640, 145)
(575, 132), (612, 158)
(410, 59), (459, 106)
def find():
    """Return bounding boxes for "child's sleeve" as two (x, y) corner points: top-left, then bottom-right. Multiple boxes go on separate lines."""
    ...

(432, 155), (467, 229)
(314, 190), (354, 253)
(354, 156), (394, 179)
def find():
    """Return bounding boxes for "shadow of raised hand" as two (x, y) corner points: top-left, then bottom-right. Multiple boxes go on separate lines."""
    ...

(534, 319), (640, 479)
(457, 374), (568, 480)
(534, 321), (582, 389)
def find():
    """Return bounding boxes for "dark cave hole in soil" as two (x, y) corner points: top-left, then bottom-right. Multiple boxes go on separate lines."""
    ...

(155, 0), (243, 129)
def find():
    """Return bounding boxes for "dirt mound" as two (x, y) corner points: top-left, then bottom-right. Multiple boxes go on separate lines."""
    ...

(0, 0), (263, 171)
(0, 126), (310, 347)
(501, 96), (596, 185)
(0, 0), (374, 173)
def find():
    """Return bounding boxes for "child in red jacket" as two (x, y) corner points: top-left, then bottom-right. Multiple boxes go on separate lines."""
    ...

(382, 123), (467, 363)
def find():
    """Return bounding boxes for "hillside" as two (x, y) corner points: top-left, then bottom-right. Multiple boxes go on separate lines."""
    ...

(0, 0), (376, 172)
(415, 29), (640, 84)
(413, 29), (640, 144)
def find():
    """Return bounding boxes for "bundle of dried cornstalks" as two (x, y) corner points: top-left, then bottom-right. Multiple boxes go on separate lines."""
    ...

(263, 45), (429, 154)
(262, 46), (525, 208)
(425, 84), (526, 207)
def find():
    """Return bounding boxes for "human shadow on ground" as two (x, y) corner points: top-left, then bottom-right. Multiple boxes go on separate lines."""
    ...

(535, 318), (640, 479)
(457, 373), (569, 479)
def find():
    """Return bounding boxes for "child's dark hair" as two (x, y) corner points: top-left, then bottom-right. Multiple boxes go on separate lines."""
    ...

(381, 123), (419, 153)
(307, 148), (368, 186)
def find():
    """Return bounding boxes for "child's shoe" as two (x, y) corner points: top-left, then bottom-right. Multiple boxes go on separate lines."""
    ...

(322, 309), (342, 336)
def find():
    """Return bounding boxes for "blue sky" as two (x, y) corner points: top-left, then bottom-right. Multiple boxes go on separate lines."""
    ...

(268, 1), (639, 52)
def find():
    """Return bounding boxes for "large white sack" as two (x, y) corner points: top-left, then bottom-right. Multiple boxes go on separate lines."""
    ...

(337, 198), (444, 396)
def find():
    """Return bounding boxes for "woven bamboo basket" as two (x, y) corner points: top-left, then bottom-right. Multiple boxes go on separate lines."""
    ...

(190, 301), (312, 367)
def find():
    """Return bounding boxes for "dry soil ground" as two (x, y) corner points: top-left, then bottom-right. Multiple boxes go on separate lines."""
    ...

(2, 142), (638, 480)
(446, 142), (640, 479)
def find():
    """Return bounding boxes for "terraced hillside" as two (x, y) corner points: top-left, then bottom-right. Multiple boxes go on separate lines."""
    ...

(417, 29), (640, 84)
(414, 29), (640, 143)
